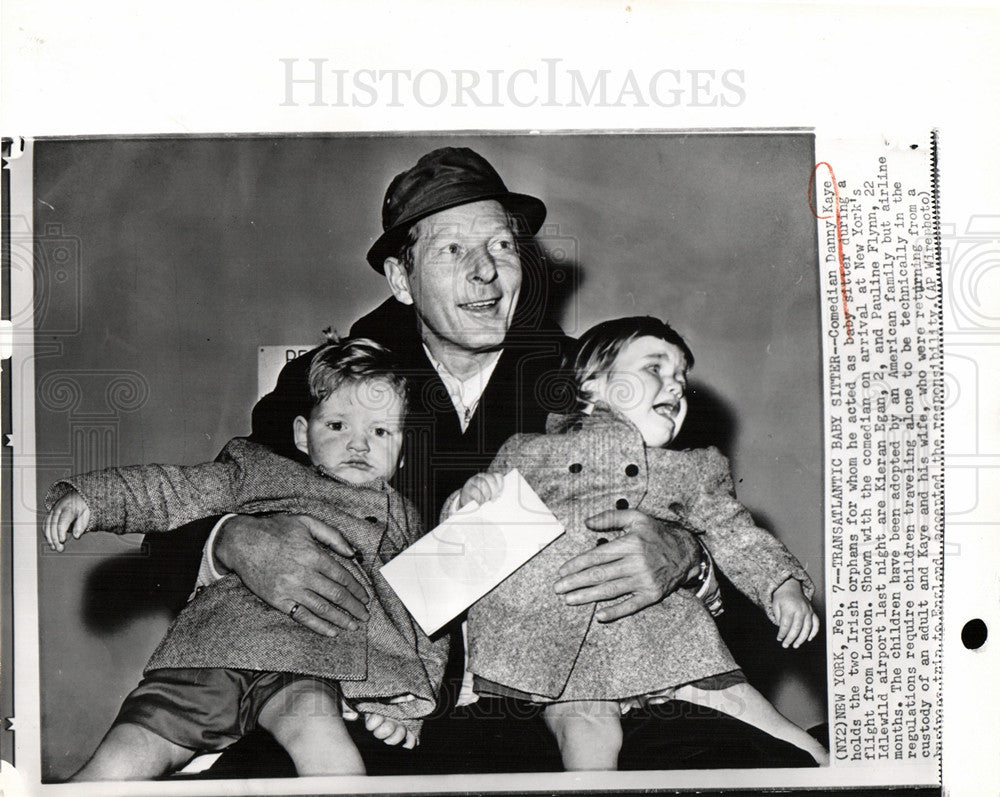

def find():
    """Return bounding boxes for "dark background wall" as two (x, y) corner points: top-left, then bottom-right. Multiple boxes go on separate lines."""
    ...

(32, 133), (824, 780)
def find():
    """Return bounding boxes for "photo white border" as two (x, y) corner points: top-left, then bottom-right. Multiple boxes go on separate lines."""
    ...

(2, 2), (998, 794)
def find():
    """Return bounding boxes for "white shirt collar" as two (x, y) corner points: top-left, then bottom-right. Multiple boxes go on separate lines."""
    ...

(422, 344), (503, 432)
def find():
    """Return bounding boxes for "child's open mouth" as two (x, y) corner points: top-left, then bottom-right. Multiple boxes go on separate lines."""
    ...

(653, 402), (679, 420)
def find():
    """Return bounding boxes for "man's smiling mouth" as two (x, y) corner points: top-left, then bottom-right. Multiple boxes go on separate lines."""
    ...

(458, 298), (500, 311)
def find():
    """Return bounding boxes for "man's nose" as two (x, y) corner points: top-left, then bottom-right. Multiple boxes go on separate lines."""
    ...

(468, 247), (498, 283)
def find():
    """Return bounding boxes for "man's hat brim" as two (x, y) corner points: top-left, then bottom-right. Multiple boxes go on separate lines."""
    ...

(366, 191), (546, 272)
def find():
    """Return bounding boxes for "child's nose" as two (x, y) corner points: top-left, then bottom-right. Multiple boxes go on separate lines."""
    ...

(347, 434), (370, 451)
(662, 379), (683, 399)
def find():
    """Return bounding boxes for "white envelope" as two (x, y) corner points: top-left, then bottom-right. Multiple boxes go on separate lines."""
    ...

(380, 468), (565, 636)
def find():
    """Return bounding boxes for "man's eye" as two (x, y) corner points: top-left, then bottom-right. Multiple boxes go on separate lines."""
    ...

(493, 238), (513, 251)
(326, 421), (343, 431)
(373, 427), (389, 437)
(443, 243), (461, 255)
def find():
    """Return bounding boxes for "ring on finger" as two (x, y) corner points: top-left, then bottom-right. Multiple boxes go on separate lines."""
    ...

(289, 602), (301, 619)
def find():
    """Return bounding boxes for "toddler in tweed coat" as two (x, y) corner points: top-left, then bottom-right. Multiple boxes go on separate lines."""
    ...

(449, 317), (829, 769)
(43, 339), (448, 780)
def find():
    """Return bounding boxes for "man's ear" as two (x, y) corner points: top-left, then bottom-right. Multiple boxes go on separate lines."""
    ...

(293, 415), (311, 456)
(384, 258), (414, 306)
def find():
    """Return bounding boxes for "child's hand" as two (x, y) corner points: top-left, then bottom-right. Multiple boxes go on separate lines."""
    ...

(43, 490), (91, 552)
(458, 472), (504, 509)
(363, 713), (417, 749)
(772, 578), (820, 649)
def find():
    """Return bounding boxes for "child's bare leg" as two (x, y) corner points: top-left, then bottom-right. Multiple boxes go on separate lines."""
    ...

(70, 722), (194, 781)
(258, 680), (365, 776)
(674, 682), (829, 765)
(543, 700), (622, 771)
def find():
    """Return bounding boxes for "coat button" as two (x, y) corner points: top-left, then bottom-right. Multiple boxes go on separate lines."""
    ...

(596, 537), (609, 546)
(625, 464), (639, 477)
(365, 516), (380, 524)
(568, 463), (583, 474)
(615, 498), (629, 510)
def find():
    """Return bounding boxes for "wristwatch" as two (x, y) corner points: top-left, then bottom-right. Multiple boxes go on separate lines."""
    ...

(685, 538), (712, 589)
(687, 537), (724, 616)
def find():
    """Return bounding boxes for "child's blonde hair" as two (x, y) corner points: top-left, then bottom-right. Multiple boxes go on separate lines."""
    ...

(307, 337), (409, 412)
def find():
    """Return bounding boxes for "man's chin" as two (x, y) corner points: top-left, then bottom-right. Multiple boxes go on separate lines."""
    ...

(453, 326), (509, 352)
(419, 316), (511, 357)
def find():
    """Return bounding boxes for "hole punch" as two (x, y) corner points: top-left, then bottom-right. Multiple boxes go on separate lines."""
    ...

(961, 618), (987, 650)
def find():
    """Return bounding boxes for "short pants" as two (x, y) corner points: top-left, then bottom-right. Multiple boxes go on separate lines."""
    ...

(114, 667), (340, 751)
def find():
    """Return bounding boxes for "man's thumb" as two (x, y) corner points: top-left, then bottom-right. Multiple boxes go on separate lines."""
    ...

(584, 509), (628, 531)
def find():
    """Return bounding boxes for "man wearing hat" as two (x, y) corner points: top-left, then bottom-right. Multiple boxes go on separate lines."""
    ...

(202, 147), (815, 774)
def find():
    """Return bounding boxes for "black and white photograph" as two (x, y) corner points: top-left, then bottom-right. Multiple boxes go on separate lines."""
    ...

(21, 133), (829, 787)
(3, 3), (996, 795)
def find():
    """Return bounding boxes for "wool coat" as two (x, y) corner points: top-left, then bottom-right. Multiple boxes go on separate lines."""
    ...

(458, 408), (815, 701)
(46, 438), (448, 729)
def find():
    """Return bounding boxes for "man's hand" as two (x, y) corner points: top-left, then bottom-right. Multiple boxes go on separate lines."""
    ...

(553, 509), (702, 623)
(214, 514), (370, 638)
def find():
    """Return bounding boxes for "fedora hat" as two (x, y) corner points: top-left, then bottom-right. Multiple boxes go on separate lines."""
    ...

(366, 147), (547, 271)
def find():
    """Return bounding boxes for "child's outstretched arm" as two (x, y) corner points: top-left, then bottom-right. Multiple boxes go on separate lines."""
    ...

(43, 489), (91, 552)
(771, 577), (821, 648)
(685, 447), (817, 624)
(45, 459), (239, 538)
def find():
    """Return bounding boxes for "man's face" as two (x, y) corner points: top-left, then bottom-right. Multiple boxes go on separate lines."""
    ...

(385, 199), (522, 357)
(293, 379), (405, 485)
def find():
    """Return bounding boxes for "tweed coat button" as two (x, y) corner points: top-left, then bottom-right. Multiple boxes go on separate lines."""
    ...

(615, 498), (629, 510)
(625, 464), (639, 477)
(365, 515), (380, 524)
(568, 463), (583, 474)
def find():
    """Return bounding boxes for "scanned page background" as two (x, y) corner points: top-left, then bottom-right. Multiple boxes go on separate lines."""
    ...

(2, 2), (998, 795)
